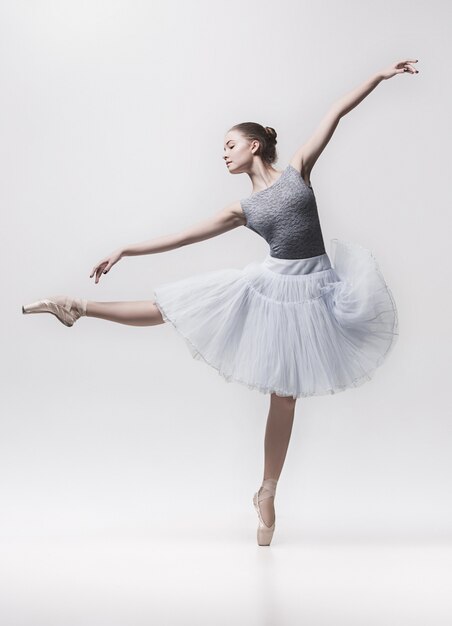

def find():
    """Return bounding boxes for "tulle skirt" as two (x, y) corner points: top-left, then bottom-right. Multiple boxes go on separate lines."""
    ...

(152, 238), (399, 399)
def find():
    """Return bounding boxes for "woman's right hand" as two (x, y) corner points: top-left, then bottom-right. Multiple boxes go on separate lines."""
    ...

(90, 248), (124, 284)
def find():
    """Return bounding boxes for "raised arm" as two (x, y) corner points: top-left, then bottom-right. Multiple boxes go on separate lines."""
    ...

(290, 59), (419, 180)
(120, 200), (243, 257)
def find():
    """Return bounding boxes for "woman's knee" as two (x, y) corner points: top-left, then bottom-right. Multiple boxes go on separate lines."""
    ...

(151, 301), (166, 325)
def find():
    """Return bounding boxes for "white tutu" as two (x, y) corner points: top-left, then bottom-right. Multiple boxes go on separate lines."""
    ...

(152, 238), (399, 399)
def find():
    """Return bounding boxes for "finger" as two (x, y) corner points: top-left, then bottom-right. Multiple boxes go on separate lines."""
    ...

(90, 263), (103, 278)
(403, 59), (419, 70)
(96, 267), (103, 284)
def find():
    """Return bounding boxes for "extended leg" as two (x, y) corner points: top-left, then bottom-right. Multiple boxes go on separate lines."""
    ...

(86, 300), (165, 327)
(259, 393), (297, 526)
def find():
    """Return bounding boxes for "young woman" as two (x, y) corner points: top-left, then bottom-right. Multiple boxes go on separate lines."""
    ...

(23, 58), (418, 546)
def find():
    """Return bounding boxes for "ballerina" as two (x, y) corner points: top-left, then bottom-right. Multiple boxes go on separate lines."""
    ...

(22, 59), (418, 545)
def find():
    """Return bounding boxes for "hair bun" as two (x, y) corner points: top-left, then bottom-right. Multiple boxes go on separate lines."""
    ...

(264, 126), (277, 143)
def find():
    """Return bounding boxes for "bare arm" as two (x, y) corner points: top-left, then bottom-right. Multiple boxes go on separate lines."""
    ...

(290, 59), (419, 178)
(121, 200), (243, 257)
(90, 200), (244, 283)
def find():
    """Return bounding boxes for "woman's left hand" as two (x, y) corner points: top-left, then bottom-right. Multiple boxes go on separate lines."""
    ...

(379, 59), (419, 80)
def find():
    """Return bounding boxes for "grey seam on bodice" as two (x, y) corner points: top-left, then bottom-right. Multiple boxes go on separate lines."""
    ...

(240, 164), (326, 260)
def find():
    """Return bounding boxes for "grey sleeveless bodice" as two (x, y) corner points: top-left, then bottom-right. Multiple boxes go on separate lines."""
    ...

(240, 164), (326, 260)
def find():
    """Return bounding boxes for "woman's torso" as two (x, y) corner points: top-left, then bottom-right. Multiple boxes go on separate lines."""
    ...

(240, 164), (326, 260)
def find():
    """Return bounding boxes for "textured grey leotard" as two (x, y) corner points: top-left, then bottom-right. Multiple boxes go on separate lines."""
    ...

(240, 164), (326, 260)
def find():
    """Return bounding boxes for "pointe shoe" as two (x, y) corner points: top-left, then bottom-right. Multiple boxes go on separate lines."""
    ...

(253, 478), (278, 546)
(22, 295), (88, 327)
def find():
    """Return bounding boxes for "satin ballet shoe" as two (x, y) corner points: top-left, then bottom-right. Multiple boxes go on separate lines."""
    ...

(22, 295), (88, 327)
(253, 478), (278, 546)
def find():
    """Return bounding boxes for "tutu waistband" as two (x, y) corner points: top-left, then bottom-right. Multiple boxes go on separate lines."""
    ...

(263, 252), (332, 275)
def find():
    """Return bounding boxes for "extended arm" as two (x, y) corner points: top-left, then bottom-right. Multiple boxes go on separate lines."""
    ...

(120, 201), (242, 257)
(291, 59), (419, 176)
(90, 200), (244, 282)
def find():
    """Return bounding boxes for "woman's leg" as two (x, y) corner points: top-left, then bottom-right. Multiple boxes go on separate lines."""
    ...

(86, 300), (165, 327)
(259, 393), (297, 526)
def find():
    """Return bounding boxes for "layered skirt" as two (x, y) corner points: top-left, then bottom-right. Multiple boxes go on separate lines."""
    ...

(152, 238), (399, 399)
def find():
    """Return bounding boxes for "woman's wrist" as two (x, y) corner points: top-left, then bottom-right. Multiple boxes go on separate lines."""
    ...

(373, 71), (385, 83)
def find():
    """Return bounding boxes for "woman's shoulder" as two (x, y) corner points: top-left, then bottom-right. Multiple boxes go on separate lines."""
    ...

(287, 159), (314, 190)
(222, 198), (249, 228)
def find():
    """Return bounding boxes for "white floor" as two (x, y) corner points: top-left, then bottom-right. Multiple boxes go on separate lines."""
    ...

(1, 522), (451, 626)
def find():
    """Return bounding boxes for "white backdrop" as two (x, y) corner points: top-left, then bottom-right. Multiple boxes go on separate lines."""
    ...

(1, 1), (451, 624)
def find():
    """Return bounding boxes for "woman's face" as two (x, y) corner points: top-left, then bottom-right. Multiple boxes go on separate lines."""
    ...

(223, 131), (256, 173)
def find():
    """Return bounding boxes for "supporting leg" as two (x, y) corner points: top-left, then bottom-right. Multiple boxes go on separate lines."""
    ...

(259, 393), (297, 526)
(86, 300), (165, 327)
